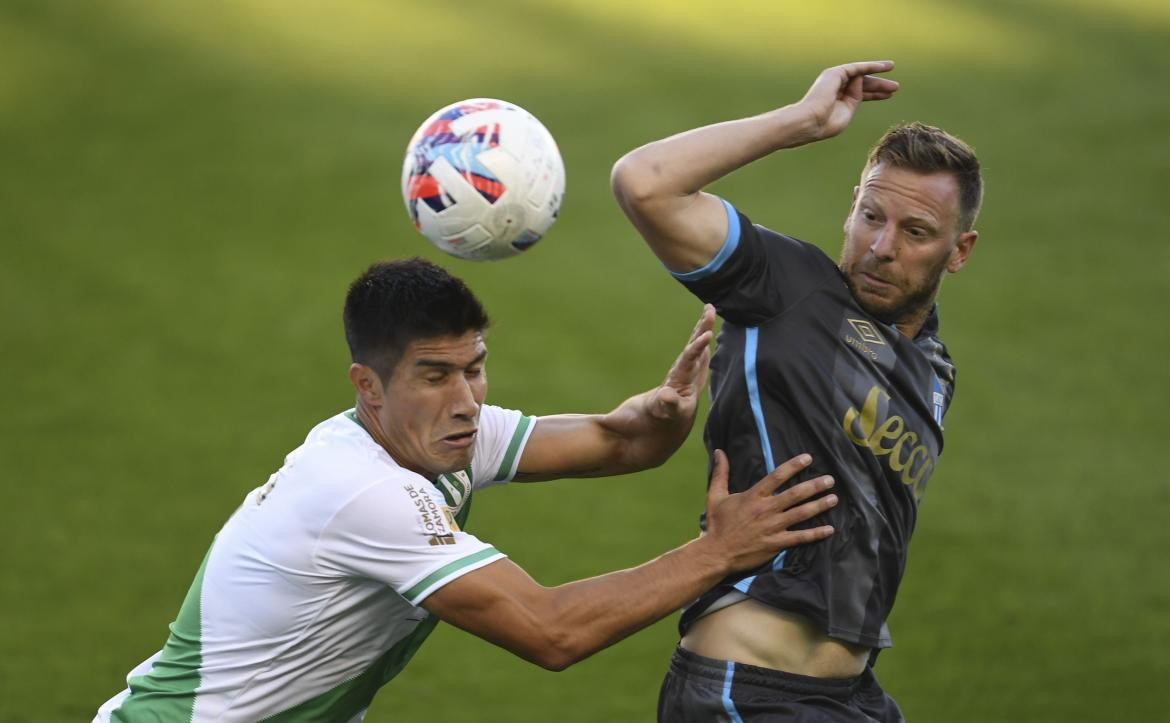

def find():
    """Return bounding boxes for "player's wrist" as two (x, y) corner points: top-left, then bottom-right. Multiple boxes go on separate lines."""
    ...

(685, 533), (736, 580)
(767, 102), (831, 149)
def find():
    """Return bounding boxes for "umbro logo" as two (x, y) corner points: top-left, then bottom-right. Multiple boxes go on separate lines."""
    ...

(847, 319), (887, 346)
(843, 318), (890, 363)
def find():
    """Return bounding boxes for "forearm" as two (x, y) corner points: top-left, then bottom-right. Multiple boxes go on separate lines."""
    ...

(425, 453), (837, 672)
(612, 103), (819, 206)
(538, 535), (727, 669)
(515, 391), (696, 481)
(595, 389), (695, 473)
(611, 103), (822, 271)
(611, 62), (897, 271)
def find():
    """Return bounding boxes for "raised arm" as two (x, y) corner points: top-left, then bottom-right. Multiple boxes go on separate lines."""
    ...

(610, 61), (899, 273)
(423, 451), (836, 670)
(512, 305), (715, 481)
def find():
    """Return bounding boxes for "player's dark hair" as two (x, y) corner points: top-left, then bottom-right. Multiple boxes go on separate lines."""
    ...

(343, 258), (489, 382)
(865, 122), (983, 232)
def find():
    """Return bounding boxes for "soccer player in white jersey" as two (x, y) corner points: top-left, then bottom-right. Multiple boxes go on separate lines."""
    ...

(95, 258), (840, 722)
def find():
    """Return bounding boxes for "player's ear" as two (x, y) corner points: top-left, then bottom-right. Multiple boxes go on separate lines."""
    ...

(349, 363), (386, 406)
(946, 230), (978, 273)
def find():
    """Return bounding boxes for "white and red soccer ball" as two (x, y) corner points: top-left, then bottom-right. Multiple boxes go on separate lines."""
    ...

(402, 99), (565, 261)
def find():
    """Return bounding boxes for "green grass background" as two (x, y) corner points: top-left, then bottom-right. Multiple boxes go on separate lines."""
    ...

(2, 0), (1168, 720)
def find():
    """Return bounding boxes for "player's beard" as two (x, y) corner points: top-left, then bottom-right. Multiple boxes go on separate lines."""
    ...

(841, 252), (949, 328)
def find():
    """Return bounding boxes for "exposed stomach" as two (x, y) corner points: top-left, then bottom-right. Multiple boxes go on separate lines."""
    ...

(680, 598), (870, 678)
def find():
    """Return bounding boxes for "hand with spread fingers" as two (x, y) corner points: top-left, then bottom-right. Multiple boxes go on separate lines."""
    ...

(647, 304), (715, 422)
(701, 450), (836, 572)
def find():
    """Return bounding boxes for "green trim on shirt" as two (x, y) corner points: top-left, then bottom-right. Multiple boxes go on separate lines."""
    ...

(260, 616), (441, 722)
(343, 408), (367, 433)
(494, 415), (534, 481)
(111, 546), (212, 721)
(402, 547), (500, 605)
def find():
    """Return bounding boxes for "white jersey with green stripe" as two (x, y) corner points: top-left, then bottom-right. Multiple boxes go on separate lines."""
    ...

(95, 404), (535, 723)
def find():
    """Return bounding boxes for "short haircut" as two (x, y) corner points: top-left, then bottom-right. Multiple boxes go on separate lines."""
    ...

(343, 258), (489, 382)
(865, 122), (983, 231)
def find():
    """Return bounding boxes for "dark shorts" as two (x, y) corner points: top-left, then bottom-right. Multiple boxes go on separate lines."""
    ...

(657, 646), (905, 723)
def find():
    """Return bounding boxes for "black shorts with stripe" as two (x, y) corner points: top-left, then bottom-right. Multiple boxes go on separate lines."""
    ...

(657, 646), (904, 723)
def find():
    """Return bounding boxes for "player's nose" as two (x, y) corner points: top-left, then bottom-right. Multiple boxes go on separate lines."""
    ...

(869, 225), (897, 260)
(449, 377), (480, 418)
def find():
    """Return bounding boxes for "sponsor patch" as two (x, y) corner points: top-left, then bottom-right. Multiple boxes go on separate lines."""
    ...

(841, 317), (895, 367)
(847, 318), (887, 346)
(405, 484), (458, 546)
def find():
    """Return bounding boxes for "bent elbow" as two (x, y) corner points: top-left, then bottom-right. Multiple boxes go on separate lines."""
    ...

(529, 626), (587, 672)
(619, 449), (670, 476)
(533, 651), (574, 673)
(610, 152), (659, 212)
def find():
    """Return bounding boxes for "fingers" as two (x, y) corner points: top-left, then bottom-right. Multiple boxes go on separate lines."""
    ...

(843, 74), (865, 103)
(659, 330), (710, 403)
(777, 524), (836, 547)
(676, 305), (715, 365)
(861, 74), (899, 101)
(776, 481), (837, 523)
(704, 450), (837, 567)
(678, 328), (713, 367)
(705, 449), (730, 504)
(773, 472), (835, 507)
(664, 305), (715, 391)
(862, 75), (899, 93)
(816, 60), (894, 89)
(821, 61), (897, 103)
(837, 60), (895, 77)
(689, 304), (716, 342)
(678, 307), (715, 362)
(755, 455), (837, 527)
(755, 453), (813, 496)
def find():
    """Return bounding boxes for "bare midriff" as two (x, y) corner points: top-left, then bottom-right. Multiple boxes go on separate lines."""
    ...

(680, 598), (870, 679)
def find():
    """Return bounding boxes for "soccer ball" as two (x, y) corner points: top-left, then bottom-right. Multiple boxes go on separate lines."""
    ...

(402, 99), (565, 261)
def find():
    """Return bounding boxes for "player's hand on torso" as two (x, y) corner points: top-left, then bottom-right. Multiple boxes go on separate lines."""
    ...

(701, 450), (837, 572)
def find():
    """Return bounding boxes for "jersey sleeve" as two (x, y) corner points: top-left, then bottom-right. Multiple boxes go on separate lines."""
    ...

(670, 199), (839, 326)
(315, 476), (506, 606)
(469, 403), (536, 489)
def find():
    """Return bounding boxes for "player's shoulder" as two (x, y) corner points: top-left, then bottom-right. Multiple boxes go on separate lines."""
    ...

(278, 410), (416, 494)
(471, 403), (536, 486)
(304, 408), (371, 445)
(723, 202), (837, 275)
(302, 409), (383, 458)
(475, 403), (526, 438)
(752, 222), (834, 267)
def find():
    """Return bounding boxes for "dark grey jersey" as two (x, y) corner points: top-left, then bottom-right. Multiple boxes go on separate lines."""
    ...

(675, 201), (956, 648)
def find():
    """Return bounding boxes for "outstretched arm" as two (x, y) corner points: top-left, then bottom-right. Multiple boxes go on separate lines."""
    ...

(423, 451), (836, 670)
(611, 61), (899, 273)
(512, 305), (715, 481)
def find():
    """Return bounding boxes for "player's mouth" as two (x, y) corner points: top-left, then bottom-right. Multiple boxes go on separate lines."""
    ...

(440, 430), (477, 449)
(857, 271), (896, 291)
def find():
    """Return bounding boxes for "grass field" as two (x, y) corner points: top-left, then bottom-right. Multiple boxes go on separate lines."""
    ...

(2, 1), (1168, 720)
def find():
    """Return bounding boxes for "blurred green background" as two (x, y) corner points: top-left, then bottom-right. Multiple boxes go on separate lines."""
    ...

(2, 0), (1168, 720)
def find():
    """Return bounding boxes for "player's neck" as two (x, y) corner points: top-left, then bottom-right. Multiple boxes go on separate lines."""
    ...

(894, 317), (924, 339)
(893, 300), (937, 339)
(353, 400), (436, 481)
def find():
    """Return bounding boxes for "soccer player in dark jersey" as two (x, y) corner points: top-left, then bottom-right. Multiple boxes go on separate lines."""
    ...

(612, 60), (982, 721)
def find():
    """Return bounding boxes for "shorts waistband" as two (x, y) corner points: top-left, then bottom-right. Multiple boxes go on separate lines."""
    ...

(670, 645), (866, 700)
